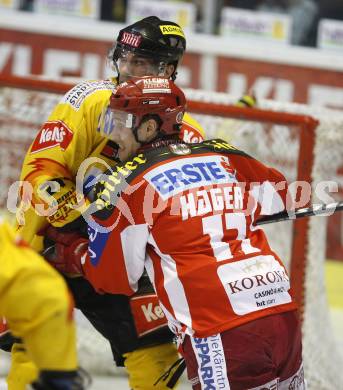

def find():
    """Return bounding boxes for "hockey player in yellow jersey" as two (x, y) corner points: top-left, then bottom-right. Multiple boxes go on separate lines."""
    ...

(5, 16), (205, 390)
(0, 220), (89, 389)
(17, 17), (204, 246)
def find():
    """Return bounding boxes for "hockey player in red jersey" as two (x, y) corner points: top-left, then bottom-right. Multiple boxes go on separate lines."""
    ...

(5, 16), (204, 390)
(46, 76), (305, 389)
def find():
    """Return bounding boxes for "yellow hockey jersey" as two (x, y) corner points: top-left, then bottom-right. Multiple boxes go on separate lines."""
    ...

(0, 221), (77, 371)
(18, 79), (205, 248)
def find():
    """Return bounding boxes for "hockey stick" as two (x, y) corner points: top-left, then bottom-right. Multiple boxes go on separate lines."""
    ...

(255, 201), (343, 226)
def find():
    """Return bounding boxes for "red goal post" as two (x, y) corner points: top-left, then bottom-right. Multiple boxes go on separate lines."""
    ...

(0, 74), (342, 388)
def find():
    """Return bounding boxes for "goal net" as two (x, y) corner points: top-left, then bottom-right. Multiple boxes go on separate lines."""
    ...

(0, 74), (342, 389)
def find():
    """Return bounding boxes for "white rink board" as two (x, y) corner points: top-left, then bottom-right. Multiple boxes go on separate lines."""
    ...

(0, 305), (342, 389)
(87, 376), (192, 390)
(0, 375), (193, 390)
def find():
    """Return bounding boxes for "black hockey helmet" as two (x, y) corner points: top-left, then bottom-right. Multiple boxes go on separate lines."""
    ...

(112, 16), (186, 80)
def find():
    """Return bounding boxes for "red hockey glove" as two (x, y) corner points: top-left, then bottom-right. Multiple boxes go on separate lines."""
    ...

(40, 225), (85, 246)
(42, 226), (88, 276)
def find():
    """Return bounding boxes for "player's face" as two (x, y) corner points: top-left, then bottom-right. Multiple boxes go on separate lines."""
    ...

(118, 52), (164, 83)
(108, 111), (141, 161)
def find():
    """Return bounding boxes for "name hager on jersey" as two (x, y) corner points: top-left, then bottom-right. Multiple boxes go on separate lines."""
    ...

(84, 143), (296, 338)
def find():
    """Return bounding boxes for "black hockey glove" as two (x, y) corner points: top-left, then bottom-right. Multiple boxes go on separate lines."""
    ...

(31, 368), (91, 390)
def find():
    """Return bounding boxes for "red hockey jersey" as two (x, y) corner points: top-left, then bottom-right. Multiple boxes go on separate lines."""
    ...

(84, 139), (297, 338)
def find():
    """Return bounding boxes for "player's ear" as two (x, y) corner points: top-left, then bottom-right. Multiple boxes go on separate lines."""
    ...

(164, 64), (175, 79)
(136, 118), (159, 143)
(145, 118), (159, 140)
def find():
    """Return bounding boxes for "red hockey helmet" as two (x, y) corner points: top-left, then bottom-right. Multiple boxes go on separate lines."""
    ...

(107, 76), (186, 138)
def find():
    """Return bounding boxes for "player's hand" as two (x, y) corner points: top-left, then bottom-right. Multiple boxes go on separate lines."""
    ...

(42, 226), (88, 276)
(31, 368), (91, 390)
(40, 225), (86, 246)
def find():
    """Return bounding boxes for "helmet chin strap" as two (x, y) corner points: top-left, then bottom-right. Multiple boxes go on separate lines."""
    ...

(132, 126), (143, 144)
(113, 61), (121, 82)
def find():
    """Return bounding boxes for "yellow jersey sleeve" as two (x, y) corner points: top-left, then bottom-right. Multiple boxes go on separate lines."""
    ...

(17, 80), (117, 244)
(180, 112), (206, 143)
(0, 221), (78, 371)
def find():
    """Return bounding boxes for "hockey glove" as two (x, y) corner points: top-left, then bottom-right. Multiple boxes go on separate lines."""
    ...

(0, 319), (19, 352)
(236, 92), (257, 108)
(31, 368), (91, 390)
(42, 226), (88, 276)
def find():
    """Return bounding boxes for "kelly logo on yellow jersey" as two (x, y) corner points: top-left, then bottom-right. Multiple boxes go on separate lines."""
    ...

(30, 120), (73, 154)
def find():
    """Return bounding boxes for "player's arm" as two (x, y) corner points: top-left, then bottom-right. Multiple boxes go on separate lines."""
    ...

(259, 164), (292, 215)
(243, 155), (291, 218)
(0, 223), (84, 384)
(41, 173), (150, 293)
(17, 84), (112, 245)
(18, 111), (89, 241)
(83, 179), (150, 295)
